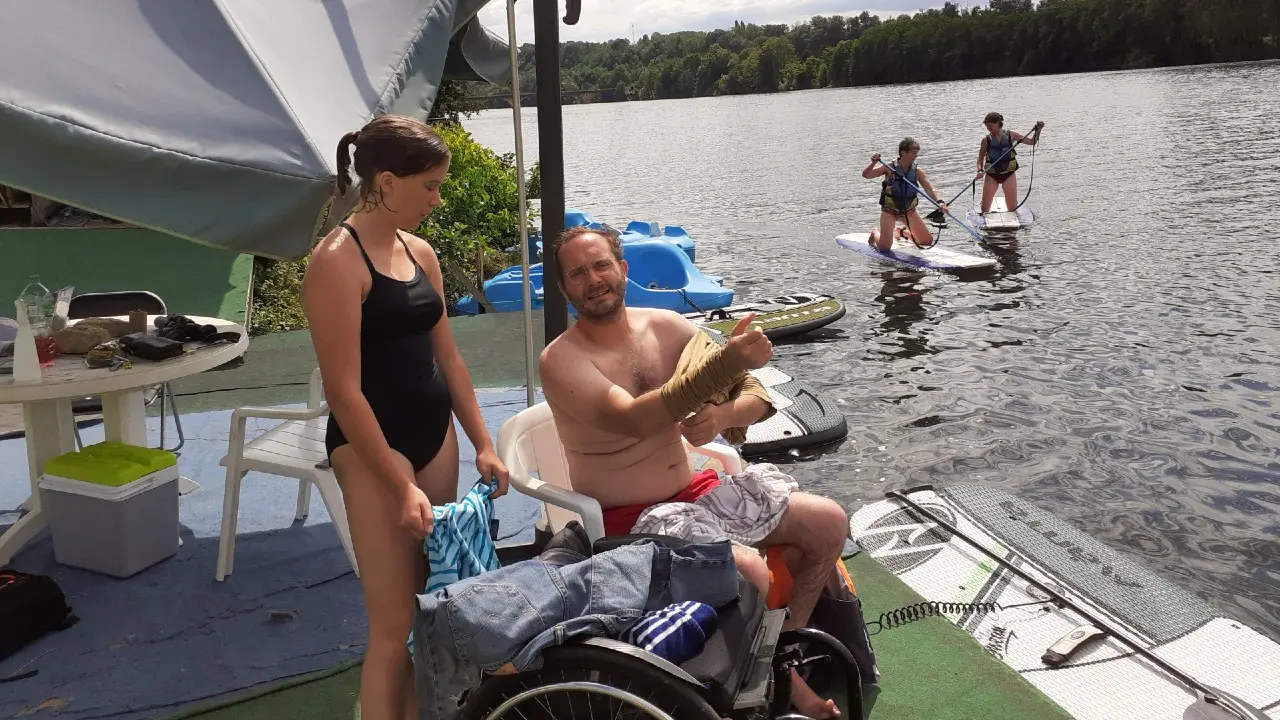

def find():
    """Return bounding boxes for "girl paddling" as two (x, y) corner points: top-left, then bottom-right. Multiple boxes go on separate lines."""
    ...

(862, 137), (948, 251)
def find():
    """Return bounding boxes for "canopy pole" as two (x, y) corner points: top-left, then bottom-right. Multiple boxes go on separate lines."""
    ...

(533, 0), (569, 343)
(506, 0), (535, 408)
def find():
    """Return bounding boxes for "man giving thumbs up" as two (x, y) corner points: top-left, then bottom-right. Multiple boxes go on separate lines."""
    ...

(540, 227), (850, 720)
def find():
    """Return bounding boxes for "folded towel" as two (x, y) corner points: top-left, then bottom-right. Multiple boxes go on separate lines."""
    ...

(620, 600), (718, 665)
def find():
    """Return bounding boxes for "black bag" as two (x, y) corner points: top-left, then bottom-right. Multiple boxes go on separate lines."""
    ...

(808, 565), (880, 687)
(119, 332), (186, 362)
(0, 570), (77, 678)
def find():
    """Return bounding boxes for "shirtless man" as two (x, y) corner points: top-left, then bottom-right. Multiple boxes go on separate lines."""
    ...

(538, 226), (850, 719)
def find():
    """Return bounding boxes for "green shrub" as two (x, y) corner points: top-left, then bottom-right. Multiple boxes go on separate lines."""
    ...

(248, 254), (308, 336)
(415, 121), (536, 311)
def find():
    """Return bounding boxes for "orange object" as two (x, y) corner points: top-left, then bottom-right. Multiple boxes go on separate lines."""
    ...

(765, 547), (857, 610)
(765, 547), (793, 609)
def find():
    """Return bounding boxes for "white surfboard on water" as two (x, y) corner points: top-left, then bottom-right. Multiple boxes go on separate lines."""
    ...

(836, 233), (997, 271)
(849, 485), (1280, 720)
(969, 196), (1036, 231)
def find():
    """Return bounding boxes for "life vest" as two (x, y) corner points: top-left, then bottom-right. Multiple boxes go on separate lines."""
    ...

(879, 160), (918, 214)
(985, 130), (1019, 174)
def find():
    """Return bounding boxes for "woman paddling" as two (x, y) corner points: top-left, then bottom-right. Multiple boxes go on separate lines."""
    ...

(862, 137), (949, 251)
(976, 112), (1044, 215)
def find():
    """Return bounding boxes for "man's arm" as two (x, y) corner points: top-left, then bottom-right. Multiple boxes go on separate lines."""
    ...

(541, 312), (763, 440)
(716, 373), (774, 428)
(540, 344), (677, 439)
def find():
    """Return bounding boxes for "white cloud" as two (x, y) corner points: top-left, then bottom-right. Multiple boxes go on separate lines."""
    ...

(477, 0), (967, 45)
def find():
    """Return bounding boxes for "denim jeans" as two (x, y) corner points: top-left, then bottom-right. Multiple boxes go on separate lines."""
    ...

(412, 537), (739, 720)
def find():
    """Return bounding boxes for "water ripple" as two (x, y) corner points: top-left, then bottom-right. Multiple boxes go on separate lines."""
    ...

(465, 60), (1280, 642)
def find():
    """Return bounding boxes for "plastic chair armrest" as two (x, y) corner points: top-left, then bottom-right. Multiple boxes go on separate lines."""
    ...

(508, 469), (606, 542)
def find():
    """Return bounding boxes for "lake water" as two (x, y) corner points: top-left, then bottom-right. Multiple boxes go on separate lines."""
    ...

(464, 61), (1280, 641)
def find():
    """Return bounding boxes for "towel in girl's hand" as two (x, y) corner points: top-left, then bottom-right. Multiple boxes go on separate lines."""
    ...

(619, 600), (718, 665)
(424, 479), (500, 594)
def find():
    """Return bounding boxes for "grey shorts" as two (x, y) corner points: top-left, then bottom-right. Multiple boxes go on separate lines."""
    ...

(630, 463), (799, 546)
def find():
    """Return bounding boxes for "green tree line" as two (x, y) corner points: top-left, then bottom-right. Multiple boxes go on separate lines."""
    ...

(478, 0), (1277, 103)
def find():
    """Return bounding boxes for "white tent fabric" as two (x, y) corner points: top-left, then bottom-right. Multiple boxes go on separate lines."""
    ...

(0, 0), (510, 259)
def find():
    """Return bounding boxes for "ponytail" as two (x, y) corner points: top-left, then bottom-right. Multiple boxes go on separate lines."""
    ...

(335, 131), (359, 196)
(334, 116), (450, 205)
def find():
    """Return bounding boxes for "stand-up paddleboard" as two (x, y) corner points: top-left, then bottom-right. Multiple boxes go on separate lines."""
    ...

(969, 196), (1036, 231)
(741, 365), (848, 457)
(686, 293), (846, 341)
(836, 233), (996, 271)
(850, 485), (1280, 720)
(702, 331), (849, 456)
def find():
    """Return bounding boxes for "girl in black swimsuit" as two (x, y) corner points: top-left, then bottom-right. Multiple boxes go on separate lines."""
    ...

(301, 115), (509, 720)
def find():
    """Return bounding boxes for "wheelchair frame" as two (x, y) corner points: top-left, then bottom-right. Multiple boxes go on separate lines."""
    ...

(449, 538), (866, 720)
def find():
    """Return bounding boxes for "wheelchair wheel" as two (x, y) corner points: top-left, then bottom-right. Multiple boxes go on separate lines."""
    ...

(458, 644), (721, 720)
(775, 628), (864, 720)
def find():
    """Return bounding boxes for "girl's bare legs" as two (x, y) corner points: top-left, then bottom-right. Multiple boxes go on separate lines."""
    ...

(330, 422), (460, 720)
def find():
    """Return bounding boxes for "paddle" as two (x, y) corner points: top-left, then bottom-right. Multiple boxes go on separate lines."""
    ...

(875, 158), (985, 243)
(925, 123), (1040, 224)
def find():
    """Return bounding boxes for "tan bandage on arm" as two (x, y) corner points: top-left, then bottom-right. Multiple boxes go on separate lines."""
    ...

(660, 343), (746, 419)
(719, 370), (776, 445)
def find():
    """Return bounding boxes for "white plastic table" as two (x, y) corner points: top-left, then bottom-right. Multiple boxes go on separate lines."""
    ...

(0, 315), (248, 563)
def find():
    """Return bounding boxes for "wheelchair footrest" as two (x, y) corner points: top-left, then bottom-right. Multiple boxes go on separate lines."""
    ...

(734, 608), (787, 710)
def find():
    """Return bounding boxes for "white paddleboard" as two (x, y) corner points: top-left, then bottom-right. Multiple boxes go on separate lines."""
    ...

(836, 233), (996, 271)
(969, 196), (1036, 231)
(850, 485), (1280, 720)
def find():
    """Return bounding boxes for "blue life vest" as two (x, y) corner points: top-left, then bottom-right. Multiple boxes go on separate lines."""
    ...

(985, 130), (1018, 174)
(879, 161), (918, 213)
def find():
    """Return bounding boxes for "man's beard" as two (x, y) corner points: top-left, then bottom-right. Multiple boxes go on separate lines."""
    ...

(573, 278), (627, 323)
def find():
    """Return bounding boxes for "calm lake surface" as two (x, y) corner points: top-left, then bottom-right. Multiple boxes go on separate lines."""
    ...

(464, 61), (1280, 640)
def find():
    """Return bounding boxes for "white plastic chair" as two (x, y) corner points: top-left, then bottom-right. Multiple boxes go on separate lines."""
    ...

(495, 402), (745, 543)
(215, 368), (358, 581)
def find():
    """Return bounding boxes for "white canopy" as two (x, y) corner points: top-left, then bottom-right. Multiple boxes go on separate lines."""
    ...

(0, 0), (510, 259)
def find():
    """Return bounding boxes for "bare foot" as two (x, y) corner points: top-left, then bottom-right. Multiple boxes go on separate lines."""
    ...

(790, 668), (841, 718)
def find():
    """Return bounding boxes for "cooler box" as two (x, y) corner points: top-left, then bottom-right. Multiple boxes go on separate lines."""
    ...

(39, 443), (180, 578)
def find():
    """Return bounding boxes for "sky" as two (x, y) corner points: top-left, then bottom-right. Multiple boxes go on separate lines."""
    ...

(476, 0), (965, 46)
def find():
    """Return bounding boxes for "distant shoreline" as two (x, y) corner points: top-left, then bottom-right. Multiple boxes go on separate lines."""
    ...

(469, 4), (1279, 108)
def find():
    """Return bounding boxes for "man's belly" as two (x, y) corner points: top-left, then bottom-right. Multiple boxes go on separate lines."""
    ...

(566, 433), (693, 508)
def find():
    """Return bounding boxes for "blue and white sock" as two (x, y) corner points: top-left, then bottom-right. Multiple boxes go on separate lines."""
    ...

(620, 601), (718, 665)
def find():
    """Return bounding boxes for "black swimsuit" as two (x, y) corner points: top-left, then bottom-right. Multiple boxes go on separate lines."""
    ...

(324, 222), (453, 473)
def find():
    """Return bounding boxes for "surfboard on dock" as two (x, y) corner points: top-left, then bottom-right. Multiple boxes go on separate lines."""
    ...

(849, 485), (1280, 720)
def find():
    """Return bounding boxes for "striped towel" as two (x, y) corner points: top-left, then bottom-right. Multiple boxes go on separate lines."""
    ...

(620, 601), (718, 665)
(425, 480), (500, 594)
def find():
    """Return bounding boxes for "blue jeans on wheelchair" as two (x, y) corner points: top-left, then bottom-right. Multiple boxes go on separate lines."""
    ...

(412, 537), (740, 720)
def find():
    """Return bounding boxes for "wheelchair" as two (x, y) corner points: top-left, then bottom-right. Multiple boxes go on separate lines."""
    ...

(455, 532), (866, 720)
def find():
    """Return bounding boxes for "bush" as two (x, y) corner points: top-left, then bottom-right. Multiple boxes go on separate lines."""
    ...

(248, 254), (308, 336)
(414, 121), (536, 311)
(526, 161), (541, 199)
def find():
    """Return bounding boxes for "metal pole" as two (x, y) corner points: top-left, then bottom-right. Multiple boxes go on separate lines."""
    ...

(533, 0), (568, 343)
(506, 0), (536, 407)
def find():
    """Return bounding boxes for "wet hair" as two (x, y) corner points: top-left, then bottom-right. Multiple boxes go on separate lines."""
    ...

(335, 115), (450, 208)
(898, 137), (920, 155)
(984, 111), (1004, 125)
(548, 226), (623, 283)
